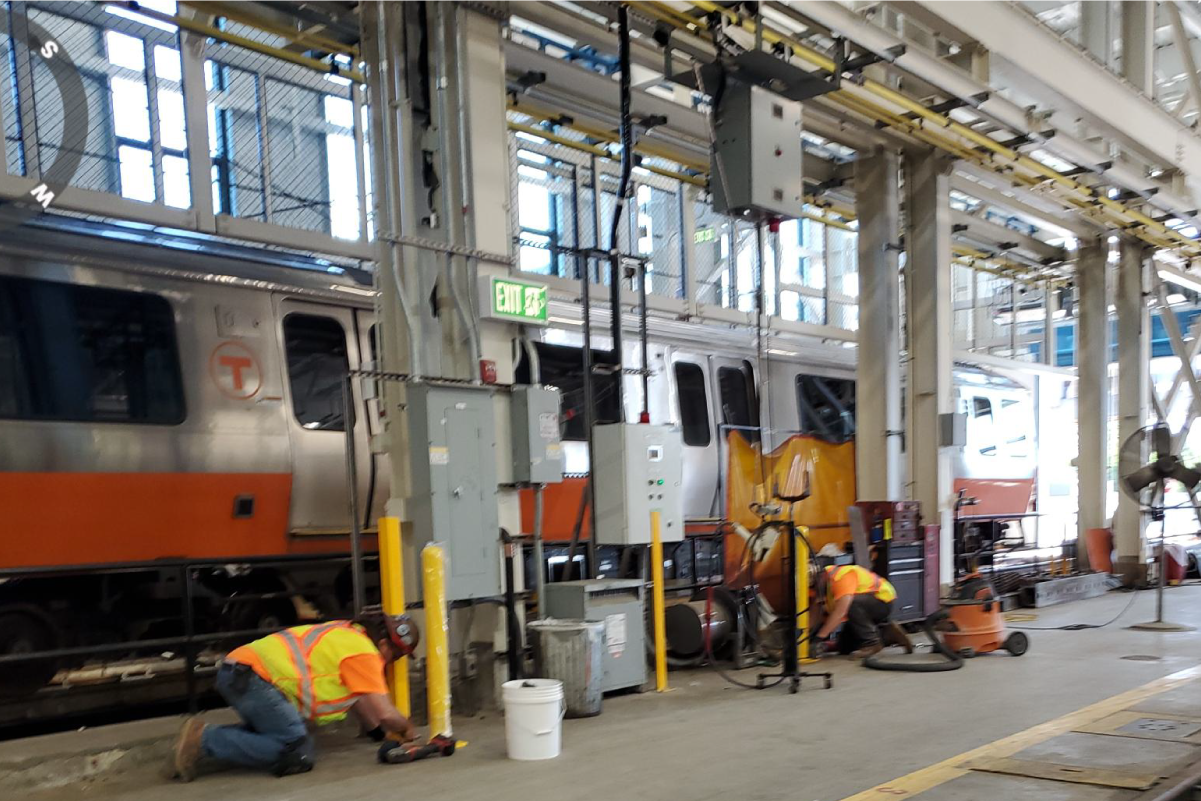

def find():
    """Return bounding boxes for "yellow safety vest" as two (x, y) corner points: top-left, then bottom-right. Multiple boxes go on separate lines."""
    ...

(240, 622), (380, 725)
(826, 565), (898, 604)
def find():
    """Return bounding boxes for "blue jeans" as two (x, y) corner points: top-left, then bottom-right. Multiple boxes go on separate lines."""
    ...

(201, 663), (314, 771)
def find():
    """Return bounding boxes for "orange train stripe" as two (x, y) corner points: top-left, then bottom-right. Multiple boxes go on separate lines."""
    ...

(0, 472), (293, 567)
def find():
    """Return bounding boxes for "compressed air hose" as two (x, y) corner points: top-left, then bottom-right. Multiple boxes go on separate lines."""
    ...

(862, 608), (965, 672)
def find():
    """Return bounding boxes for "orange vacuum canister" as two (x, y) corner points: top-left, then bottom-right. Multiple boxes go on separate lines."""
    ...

(940, 574), (1029, 658)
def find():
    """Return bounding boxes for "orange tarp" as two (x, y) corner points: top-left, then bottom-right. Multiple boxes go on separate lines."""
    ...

(723, 433), (857, 610)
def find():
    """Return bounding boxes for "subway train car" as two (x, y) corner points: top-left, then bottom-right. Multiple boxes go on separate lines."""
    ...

(0, 221), (1036, 690)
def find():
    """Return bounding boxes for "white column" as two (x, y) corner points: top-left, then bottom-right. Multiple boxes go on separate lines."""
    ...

(1115, 238), (1149, 575)
(905, 150), (955, 583)
(1075, 238), (1109, 570)
(1080, 1), (1111, 67)
(1121, 1), (1154, 95)
(855, 146), (902, 500)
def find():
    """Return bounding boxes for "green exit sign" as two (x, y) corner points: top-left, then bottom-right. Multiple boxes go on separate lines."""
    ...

(485, 276), (549, 326)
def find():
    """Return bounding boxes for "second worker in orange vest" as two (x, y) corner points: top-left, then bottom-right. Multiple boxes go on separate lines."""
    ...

(171, 609), (419, 781)
(814, 564), (908, 659)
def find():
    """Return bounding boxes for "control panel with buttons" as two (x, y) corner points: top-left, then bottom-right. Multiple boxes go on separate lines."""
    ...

(593, 423), (684, 545)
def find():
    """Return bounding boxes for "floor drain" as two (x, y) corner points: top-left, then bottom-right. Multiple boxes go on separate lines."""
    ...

(1121, 654), (1162, 661)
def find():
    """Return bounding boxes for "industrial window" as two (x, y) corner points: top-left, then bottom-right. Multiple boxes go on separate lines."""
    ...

(514, 341), (620, 441)
(283, 314), (350, 431)
(796, 374), (855, 443)
(0, 276), (184, 424)
(972, 396), (997, 456)
(718, 363), (760, 443)
(674, 362), (711, 447)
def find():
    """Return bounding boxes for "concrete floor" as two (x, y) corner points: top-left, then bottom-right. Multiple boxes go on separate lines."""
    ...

(14, 584), (1201, 801)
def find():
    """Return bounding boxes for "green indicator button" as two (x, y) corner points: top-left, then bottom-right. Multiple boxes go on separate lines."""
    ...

(657, 479), (664, 485)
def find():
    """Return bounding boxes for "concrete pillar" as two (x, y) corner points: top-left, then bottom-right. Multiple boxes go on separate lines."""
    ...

(1075, 238), (1109, 570)
(1080, 1), (1111, 67)
(1114, 238), (1150, 576)
(855, 146), (902, 501)
(1120, 1), (1155, 95)
(904, 150), (955, 583)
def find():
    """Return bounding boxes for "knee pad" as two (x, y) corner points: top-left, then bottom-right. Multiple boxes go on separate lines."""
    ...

(272, 737), (314, 777)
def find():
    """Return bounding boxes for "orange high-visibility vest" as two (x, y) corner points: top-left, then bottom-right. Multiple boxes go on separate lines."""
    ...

(234, 622), (380, 724)
(825, 565), (897, 604)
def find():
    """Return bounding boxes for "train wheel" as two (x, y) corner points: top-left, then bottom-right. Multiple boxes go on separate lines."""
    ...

(0, 609), (60, 697)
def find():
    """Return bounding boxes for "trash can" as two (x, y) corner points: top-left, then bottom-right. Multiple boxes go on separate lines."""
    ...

(528, 619), (604, 718)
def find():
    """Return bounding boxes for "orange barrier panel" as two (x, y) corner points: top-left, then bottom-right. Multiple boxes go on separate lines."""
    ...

(723, 433), (857, 610)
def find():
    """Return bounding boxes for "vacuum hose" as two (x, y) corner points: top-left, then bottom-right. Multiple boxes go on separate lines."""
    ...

(863, 609), (965, 672)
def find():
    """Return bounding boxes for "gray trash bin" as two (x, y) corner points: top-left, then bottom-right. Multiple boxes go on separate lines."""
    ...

(528, 619), (604, 718)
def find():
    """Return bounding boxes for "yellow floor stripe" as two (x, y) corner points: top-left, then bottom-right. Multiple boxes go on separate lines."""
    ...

(837, 665), (1201, 801)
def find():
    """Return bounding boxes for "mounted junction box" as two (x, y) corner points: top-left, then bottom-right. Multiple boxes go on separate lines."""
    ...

(511, 385), (564, 484)
(406, 384), (500, 600)
(712, 83), (804, 220)
(592, 423), (684, 545)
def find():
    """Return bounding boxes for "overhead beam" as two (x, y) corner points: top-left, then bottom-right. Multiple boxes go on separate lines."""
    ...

(791, 1), (1201, 238)
(909, 2), (1201, 197)
(951, 167), (1100, 239)
(951, 208), (1068, 264)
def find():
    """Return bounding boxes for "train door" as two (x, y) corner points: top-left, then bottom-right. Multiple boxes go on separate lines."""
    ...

(354, 311), (388, 527)
(711, 358), (761, 446)
(274, 298), (371, 534)
(668, 352), (719, 517)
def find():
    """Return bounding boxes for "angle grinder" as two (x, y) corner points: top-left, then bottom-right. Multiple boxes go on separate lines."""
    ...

(378, 734), (457, 765)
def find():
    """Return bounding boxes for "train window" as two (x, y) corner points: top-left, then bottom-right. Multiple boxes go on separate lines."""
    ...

(514, 341), (620, 441)
(718, 363), (759, 442)
(283, 314), (350, 431)
(796, 374), (855, 443)
(0, 276), (185, 424)
(674, 362), (711, 447)
(973, 397), (993, 418)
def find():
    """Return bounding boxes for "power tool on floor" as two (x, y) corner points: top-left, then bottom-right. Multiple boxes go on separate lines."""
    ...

(378, 734), (457, 764)
(864, 573), (1028, 672)
(941, 573), (1029, 658)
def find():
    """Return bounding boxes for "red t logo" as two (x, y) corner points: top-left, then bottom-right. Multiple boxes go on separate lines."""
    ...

(219, 355), (253, 390)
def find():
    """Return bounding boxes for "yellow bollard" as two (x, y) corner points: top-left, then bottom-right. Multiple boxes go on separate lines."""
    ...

(421, 544), (451, 736)
(378, 516), (410, 716)
(797, 525), (817, 664)
(650, 510), (668, 692)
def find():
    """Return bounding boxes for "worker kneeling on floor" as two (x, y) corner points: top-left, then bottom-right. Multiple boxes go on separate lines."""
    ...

(172, 608), (419, 781)
(813, 564), (910, 658)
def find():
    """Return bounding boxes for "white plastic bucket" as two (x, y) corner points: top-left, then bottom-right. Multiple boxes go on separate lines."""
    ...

(502, 678), (566, 761)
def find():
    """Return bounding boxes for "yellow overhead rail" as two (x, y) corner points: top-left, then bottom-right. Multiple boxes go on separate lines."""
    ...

(633, 1), (1201, 261)
(179, 1), (360, 59)
(510, 107), (1053, 282)
(112, 2), (364, 83)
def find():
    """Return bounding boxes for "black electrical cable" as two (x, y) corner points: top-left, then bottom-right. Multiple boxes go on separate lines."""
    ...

(862, 609), (965, 672)
(705, 523), (823, 690)
(1007, 586), (1143, 631)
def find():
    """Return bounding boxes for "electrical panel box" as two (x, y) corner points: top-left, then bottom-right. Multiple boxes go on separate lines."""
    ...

(406, 384), (500, 601)
(510, 385), (564, 485)
(939, 412), (968, 448)
(542, 579), (646, 692)
(593, 423), (684, 545)
(712, 83), (804, 220)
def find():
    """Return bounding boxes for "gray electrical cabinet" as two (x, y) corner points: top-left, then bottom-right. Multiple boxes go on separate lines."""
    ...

(406, 384), (500, 601)
(593, 423), (684, 545)
(542, 579), (646, 693)
(510, 385), (564, 484)
(712, 83), (804, 220)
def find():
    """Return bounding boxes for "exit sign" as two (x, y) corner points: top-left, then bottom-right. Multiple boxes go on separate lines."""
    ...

(481, 276), (549, 326)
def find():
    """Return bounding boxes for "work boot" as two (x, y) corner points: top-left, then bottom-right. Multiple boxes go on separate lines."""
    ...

(172, 717), (206, 782)
(852, 641), (884, 659)
(884, 621), (914, 654)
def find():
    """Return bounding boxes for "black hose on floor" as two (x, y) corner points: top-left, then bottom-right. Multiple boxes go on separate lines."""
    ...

(863, 609), (965, 672)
